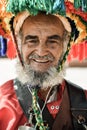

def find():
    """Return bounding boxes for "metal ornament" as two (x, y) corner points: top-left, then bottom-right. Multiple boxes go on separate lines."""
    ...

(18, 126), (36, 130)
(18, 109), (36, 130)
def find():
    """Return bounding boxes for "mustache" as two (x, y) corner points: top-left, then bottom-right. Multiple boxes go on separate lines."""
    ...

(29, 53), (54, 61)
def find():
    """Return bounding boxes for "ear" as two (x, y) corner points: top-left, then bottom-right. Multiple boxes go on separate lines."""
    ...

(66, 17), (79, 41)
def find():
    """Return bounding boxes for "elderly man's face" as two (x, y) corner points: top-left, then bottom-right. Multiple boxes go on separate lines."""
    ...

(21, 14), (65, 72)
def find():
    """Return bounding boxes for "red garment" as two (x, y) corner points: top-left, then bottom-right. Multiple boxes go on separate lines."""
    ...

(0, 80), (27, 130)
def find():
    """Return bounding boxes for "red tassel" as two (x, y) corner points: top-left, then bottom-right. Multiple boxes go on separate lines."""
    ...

(71, 44), (78, 58)
(6, 37), (17, 59)
(85, 41), (87, 58)
(67, 54), (72, 62)
(78, 43), (85, 61)
(67, 41), (87, 62)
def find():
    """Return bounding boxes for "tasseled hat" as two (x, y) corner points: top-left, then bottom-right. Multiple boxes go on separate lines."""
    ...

(6, 0), (87, 42)
(0, 0), (87, 69)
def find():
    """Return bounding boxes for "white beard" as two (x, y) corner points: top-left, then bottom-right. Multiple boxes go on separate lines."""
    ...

(15, 58), (68, 89)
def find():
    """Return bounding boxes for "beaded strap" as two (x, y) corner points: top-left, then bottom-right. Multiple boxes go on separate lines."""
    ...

(32, 89), (49, 130)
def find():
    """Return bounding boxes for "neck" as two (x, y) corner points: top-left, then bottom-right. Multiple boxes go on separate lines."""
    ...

(38, 85), (58, 101)
(38, 87), (51, 100)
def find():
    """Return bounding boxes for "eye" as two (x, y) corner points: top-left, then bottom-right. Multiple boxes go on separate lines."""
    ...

(23, 35), (39, 45)
(48, 40), (58, 44)
(47, 40), (60, 45)
(47, 40), (62, 49)
(29, 40), (38, 43)
(24, 39), (38, 45)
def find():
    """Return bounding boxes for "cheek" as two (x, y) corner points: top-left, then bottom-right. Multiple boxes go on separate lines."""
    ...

(52, 47), (63, 63)
(21, 45), (32, 61)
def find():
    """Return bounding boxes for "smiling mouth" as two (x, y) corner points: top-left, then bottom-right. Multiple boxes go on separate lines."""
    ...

(33, 59), (50, 63)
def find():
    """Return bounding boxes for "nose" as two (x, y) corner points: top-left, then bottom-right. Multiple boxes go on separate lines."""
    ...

(35, 43), (48, 56)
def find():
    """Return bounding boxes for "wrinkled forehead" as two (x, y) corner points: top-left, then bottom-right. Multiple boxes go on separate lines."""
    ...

(21, 13), (65, 37)
(22, 13), (65, 28)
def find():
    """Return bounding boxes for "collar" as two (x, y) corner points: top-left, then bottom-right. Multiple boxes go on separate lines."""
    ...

(47, 81), (65, 118)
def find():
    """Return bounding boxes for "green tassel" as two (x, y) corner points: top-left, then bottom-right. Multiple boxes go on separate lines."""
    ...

(74, 0), (82, 9)
(74, 0), (87, 12)
(53, 0), (65, 15)
(82, 0), (87, 12)
(6, 0), (19, 14)
(18, 0), (27, 12)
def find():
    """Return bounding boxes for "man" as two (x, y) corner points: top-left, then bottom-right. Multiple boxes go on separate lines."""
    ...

(0, 1), (87, 130)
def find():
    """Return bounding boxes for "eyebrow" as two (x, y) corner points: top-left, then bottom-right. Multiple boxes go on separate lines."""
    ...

(24, 34), (62, 42)
(47, 35), (62, 40)
(24, 35), (38, 41)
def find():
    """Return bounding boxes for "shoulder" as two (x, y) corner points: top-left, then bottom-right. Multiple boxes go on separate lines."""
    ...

(0, 80), (14, 96)
(0, 79), (23, 115)
(0, 79), (14, 87)
(65, 79), (86, 97)
(0, 79), (17, 102)
(65, 79), (86, 95)
(0, 79), (18, 111)
(65, 80), (87, 107)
